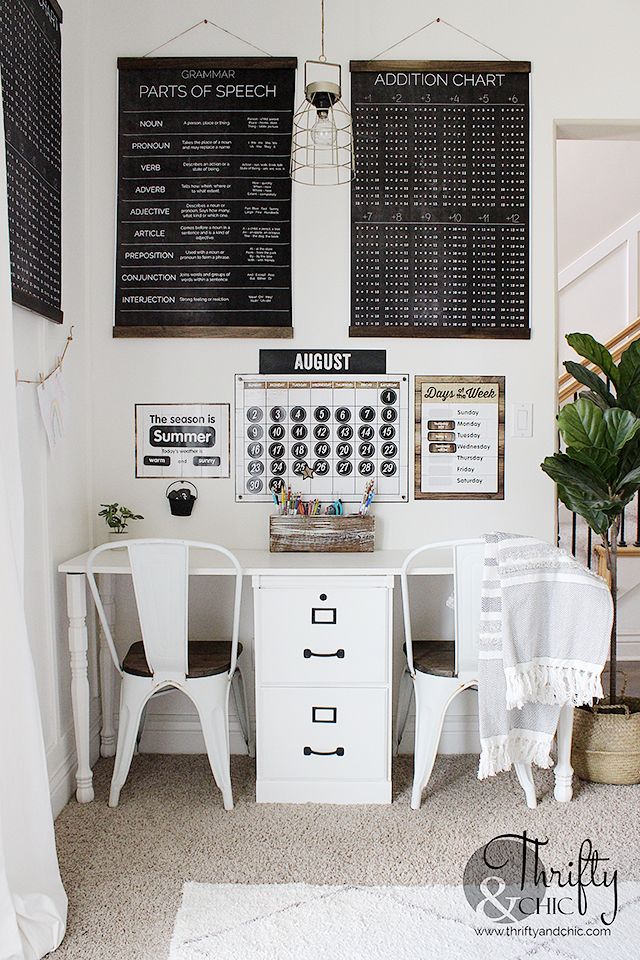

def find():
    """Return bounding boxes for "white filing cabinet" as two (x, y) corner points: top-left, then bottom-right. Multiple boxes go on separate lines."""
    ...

(253, 573), (394, 803)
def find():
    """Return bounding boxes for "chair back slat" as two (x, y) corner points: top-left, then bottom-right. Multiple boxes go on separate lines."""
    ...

(128, 541), (189, 676)
(401, 539), (483, 678)
(453, 541), (485, 677)
(86, 539), (244, 681)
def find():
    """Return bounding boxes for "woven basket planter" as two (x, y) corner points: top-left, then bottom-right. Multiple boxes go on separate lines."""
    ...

(572, 698), (640, 785)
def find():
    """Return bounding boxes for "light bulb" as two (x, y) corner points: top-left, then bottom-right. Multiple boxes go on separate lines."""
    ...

(311, 109), (336, 146)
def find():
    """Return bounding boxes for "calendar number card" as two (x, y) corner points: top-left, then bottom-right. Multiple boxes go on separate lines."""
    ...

(415, 375), (504, 499)
(115, 57), (296, 338)
(350, 61), (530, 339)
(236, 374), (409, 502)
(0, 0), (63, 323)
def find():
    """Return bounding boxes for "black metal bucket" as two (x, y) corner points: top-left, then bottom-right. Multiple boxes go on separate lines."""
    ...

(166, 481), (198, 517)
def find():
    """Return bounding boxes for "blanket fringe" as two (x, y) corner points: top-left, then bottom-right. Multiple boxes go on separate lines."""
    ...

(478, 734), (554, 780)
(505, 663), (603, 711)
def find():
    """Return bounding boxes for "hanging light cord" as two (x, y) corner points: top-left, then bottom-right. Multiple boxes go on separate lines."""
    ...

(319, 0), (326, 62)
(142, 17), (273, 59)
(369, 16), (513, 62)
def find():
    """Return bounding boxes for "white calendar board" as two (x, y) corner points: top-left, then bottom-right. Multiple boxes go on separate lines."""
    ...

(235, 374), (409, 502)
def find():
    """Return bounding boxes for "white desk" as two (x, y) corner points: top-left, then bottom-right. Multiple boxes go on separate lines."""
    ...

(59, 548), (454, 803)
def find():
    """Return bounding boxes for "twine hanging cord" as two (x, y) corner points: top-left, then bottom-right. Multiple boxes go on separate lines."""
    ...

(142, 17), (273, 58)
(15, 326), (74, 385)
(369, 16), (512, 62)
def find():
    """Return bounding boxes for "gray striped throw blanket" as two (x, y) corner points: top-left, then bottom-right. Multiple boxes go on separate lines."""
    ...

(478, 533), (613, 779)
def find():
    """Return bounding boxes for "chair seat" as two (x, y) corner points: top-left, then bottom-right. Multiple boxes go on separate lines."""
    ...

(122, 640), (243, 678)
(404, 640), (455, 677)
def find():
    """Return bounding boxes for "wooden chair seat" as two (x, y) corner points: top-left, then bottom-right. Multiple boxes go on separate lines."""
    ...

(404, 640), (455, 677)
(123, 640), (243, 678)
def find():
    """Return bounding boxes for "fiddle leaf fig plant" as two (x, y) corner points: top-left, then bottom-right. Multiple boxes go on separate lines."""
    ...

(98, 502), (144, 535)
(541, 333), (640, 704)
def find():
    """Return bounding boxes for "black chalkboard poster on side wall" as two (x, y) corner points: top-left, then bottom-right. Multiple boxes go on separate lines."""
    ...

(114, 57), (297, 338)
(350, 60), (530, 339)
(0, 0), (63, 323)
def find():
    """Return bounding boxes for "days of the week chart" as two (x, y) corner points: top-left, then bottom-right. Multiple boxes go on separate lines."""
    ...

(114, 58), (296, 337)
(350, 61), (530, 339)
(415, 376), (504, 500)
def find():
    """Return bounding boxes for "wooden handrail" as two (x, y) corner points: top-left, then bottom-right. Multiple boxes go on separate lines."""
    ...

(558, 318), (640, 403)
(558, 316), (640, 387)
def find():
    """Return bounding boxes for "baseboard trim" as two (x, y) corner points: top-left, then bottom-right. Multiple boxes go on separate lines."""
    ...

(49, 718), (101, 818)
(616, 637), (640, 659)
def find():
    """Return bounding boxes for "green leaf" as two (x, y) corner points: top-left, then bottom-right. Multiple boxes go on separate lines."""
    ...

(619, 465), (640, 488)
(563, 361), (616, 406)
(557, 398), (605, 450)
(579, 390), (610, 412)
(616, 463), (640, 501)
(541, 453), (609, 499)
(618, 341), (640, 415)
(603, 407), (640, 452)
(566, 333), (619, 385)
(566, 445), (617, 483)
(556, 483), (610, 537)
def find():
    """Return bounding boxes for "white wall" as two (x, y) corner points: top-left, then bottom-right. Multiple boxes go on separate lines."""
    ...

(25, 0), (640, 802)
(557, 139), (640, 271)
(88, 0), (563, 552)
(12, 0), (95, 816)
(81, 0), (640, 761)
(558, 245), (629, 363)
(557, 138), (640, 359)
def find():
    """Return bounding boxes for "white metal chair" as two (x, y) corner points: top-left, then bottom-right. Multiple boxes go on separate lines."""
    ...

(87, 539), (253, 809)
(396, 540), (574, 810)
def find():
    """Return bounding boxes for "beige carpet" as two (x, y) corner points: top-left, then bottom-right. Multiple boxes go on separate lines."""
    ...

(53, 755), (640, 959)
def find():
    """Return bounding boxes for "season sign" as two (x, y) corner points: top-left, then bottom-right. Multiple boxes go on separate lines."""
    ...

(114, 57), (296, 337)
(135, 403), (230, 479)
(149, 425), (216, 448)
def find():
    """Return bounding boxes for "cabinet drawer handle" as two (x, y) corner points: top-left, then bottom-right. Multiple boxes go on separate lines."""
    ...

(303, 648), (345, 659)
(303, 746), (345, 757)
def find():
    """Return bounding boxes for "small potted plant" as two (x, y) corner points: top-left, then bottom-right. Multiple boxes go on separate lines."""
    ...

(98, 502), (144, 540)
(541, 332), (640, 784)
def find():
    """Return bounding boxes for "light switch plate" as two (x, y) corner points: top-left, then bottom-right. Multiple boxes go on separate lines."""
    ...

(510, 402), (533, 438)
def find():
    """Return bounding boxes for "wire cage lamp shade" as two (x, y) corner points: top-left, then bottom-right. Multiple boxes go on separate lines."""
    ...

(291, 58), (355, 186)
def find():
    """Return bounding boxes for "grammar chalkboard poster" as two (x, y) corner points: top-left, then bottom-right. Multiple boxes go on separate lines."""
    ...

(0, 0), (63, 323)
(350, 61), (530, 339)
(115, 57), (297, 338)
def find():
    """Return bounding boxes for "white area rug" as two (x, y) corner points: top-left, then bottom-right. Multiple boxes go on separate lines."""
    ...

(169, 881), (640, 960)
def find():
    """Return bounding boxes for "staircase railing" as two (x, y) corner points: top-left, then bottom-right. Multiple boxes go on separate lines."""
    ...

(558, 319), (640, 565)
(558, 316), (640, 403)
(557, 209), (640, 566)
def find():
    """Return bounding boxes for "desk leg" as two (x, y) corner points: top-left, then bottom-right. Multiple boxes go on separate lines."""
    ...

(99, 573), (117, 757)
(67, 573), (94, 802)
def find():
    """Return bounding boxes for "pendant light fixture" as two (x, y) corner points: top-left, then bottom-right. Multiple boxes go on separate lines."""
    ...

(291, 0), (355, 185)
